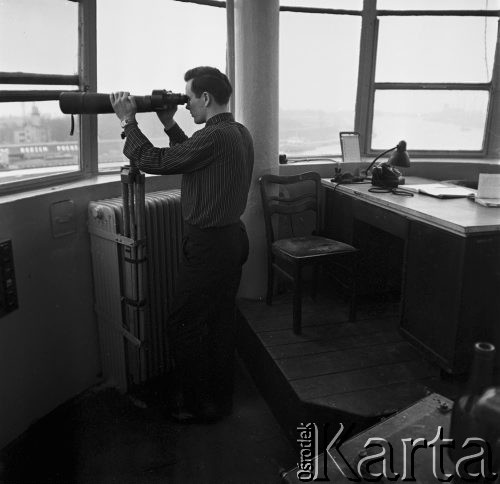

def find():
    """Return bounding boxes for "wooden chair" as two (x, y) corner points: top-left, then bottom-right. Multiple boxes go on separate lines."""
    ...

(259, 172), (358, 334)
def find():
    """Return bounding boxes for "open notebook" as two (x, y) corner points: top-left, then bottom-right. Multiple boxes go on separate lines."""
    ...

(403, 183), (476, 199)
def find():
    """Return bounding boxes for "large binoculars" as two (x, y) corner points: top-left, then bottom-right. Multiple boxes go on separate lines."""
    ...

(59, 90), (189, 114)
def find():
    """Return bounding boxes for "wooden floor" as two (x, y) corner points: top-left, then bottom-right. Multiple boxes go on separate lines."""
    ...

(237, 288), (459, 444)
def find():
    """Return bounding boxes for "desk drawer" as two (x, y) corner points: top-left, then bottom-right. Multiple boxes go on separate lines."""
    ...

(353, 200), (408, 239)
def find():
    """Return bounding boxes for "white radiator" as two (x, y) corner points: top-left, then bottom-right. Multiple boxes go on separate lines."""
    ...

(88, 188), (182, 392)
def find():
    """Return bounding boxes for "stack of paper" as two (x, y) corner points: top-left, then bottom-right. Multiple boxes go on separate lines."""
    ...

(475, 174), (500, 207)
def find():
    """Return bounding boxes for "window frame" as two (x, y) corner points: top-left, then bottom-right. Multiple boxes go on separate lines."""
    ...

(0, 0), (97, 195)
(355, 1), (500, 158)
(2, 0), (500, 195)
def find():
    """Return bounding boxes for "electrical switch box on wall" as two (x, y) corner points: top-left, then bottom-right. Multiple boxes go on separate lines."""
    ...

(0, 239), (18, 317)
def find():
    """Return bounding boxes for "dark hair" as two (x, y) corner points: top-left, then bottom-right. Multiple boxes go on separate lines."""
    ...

(184, 66), (233, 105)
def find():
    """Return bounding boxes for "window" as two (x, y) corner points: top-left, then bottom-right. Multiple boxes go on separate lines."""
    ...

(279, 0), (500, 158)
(0, 0), (84, 191)
(363, 2), (500, 155)
(372, 90), (489, 151)
(279, 7), (361, 157)
(96, 0), (227, 172)
(2, 0), (499, 194)
(376, 17), (496, 84)
(0, 101), (80, 184)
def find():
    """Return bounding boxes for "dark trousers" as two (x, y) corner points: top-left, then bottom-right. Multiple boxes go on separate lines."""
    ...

(168, 221), (249, 411)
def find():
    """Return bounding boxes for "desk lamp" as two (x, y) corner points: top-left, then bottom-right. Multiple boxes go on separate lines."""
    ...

(363, 140), (410, 188)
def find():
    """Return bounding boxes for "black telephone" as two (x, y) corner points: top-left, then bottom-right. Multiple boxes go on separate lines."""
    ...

(371, 163), (404, 188)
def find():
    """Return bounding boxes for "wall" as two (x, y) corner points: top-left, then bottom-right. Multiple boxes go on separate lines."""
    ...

(0, 174), (181, 449)
(1, 157), (498, 450)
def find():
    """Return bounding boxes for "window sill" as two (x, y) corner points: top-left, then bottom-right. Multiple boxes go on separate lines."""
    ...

(0, 172), (180, 206)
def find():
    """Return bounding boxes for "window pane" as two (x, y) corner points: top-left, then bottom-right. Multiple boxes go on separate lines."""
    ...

(378, 0), (500, 10)
(280, 12), (361, 156)
(0, 102), (80, 186)
(281, 0), (362, 10)
(376, 17), (498, 83)
(371, 90), (488, 151)
(0, 0), (78, 75)
(96, 0), (227, 172)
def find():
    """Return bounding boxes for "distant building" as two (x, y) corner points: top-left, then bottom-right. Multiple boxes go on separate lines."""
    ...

(13, 104), (49, 144)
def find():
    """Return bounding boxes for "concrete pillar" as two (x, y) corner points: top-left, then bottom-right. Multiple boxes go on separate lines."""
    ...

(233, 0), (280, 299)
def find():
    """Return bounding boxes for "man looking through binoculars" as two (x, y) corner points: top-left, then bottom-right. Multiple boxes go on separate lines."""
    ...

(110, 66), (254, 423)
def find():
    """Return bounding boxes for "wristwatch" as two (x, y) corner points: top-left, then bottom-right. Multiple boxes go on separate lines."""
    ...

(120, 118), (136, 129)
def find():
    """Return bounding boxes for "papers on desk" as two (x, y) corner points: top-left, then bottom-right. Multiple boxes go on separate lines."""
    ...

(403, 183), (476, 199)
(475, 174), (500, 207)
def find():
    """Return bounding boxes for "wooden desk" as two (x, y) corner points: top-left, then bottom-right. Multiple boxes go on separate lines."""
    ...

(322, 177), (500, 374)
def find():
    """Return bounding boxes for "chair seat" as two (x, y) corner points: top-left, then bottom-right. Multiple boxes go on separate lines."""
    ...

(273, 235), (356, 260)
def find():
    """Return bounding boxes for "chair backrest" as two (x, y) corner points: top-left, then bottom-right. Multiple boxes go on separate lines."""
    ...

(258, 172), (321, 245)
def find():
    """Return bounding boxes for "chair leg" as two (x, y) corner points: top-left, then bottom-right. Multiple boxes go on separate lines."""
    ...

(293, 264), (303, 334)
(348, 253), (357, 322)
(311, 264), (319, 301)
(266, 258), (274, 306)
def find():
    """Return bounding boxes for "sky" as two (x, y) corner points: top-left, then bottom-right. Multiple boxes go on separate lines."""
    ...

(0, 0), (498, 119)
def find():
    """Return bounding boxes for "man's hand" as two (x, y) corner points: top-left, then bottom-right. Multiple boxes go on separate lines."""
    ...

(156, 104), (177, 131)
(110, 91), (137, 122)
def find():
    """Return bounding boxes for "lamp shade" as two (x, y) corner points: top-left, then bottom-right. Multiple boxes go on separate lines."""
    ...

(387, 140), (410, 168)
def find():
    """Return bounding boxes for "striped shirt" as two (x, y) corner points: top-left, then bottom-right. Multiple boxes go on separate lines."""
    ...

(123, 113), (254, 229)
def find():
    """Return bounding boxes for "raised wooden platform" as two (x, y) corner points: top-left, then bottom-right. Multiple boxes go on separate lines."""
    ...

(236, 290), (457, 444)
